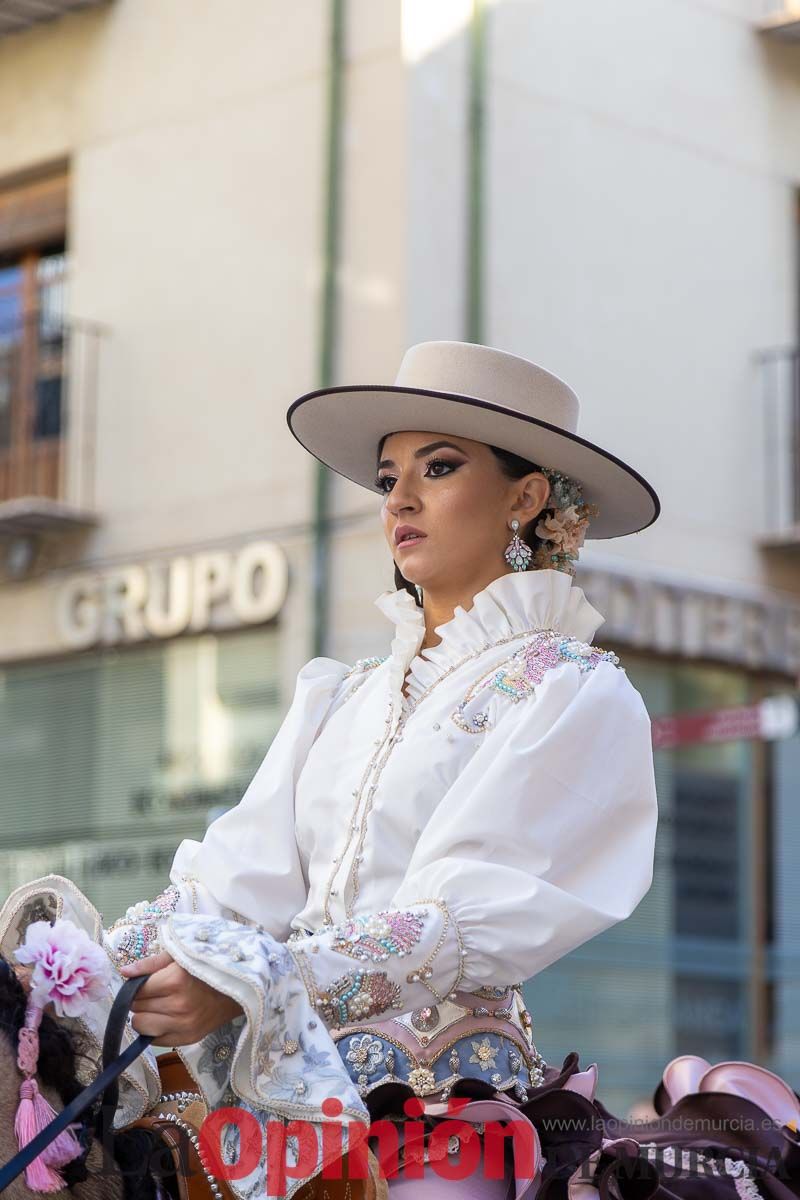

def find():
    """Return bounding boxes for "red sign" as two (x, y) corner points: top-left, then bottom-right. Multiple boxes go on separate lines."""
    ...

(651, 695), (798, 748)
(652, 706), (760, 749)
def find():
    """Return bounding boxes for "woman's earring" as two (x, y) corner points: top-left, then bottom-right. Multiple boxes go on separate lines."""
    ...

(504, 518), (532, 571)
(415, 583), (423, 604)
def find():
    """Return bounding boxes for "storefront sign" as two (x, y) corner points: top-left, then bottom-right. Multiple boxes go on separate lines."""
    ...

(55, 540), (288, 648)
(0, 836), (183, 895)
(579, 562), (800, 676)
(651, 694), (799, 748)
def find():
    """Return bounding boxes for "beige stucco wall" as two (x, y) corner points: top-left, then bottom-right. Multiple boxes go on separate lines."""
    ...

(0, 1), (328, 552)
(1, 0), (800, 670)
(485, 0), (800, 593)
(0, 0), (406, 670)
(400, 0), (800, 599)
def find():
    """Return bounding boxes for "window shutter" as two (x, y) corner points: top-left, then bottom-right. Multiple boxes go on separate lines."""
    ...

(0, 167), (68, 256)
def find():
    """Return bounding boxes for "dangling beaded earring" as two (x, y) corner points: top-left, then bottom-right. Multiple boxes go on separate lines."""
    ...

(414, 583), (423, 604)
(504, 518), (532, 571)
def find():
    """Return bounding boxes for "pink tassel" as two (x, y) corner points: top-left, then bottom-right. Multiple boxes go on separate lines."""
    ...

(11, 919), (113, 1194)
(31, 1081), (83, 1169)
(13, 1001), (83, 1193)
(14, 1079), (67, 1193)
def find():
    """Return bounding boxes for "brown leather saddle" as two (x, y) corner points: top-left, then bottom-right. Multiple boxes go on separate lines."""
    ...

(133, 1053), (387, 1200)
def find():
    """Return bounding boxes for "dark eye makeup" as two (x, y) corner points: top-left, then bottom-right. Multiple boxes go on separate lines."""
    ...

(374, 456), (461, 493)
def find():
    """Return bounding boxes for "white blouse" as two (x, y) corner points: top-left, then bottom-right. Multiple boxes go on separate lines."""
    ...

(0, 565), (660, 1196)
(169, 565), (658, 992)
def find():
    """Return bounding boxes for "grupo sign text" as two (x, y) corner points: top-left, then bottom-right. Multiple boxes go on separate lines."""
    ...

(56, 540), (288, 648)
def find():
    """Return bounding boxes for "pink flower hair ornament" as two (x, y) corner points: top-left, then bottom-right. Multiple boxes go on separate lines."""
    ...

(12, 918), (112, 1193)
(529, 466), (599, 578)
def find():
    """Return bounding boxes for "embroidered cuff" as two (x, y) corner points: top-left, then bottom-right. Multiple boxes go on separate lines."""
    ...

(160, 913), (369, 1119)
(138, 912), (376, 1200)
(105, 873), (219, 967)
(286, 898), (466, 1030)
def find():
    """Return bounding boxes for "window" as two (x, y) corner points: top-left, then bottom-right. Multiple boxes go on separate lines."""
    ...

(0, 165), (68, 502)
(523, 653), (759, 1117)
(0, 627), (283, 923)
(768, 720), (800, 1084)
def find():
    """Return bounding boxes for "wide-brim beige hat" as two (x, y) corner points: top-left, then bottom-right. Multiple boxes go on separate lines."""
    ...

(286, 340), (660, 539)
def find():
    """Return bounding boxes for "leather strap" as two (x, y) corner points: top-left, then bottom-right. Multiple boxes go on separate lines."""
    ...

(95, 974), (151, 1139)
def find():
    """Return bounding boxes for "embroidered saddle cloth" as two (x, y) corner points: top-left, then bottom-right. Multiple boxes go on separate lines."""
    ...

(287, 925), (546, 1104)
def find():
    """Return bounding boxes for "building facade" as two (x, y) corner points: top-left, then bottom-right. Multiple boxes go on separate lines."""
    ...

(1, 0), (799, 1114)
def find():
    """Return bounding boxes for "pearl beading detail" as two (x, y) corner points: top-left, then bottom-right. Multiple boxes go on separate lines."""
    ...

(338, 656), (389, 705)
(293, 951), (404, 1026)
(328, 909), (425, 962)
(342, 656), (388, 678)
(401, 897), (467, 1005)
(114, 922), (161, 966)
(324, 625), (574, 926)
(292, 897), (467, 1020)
(108, 883), (182, 965)
(108, 883), (181, 932)
(451, 631), (619, 733)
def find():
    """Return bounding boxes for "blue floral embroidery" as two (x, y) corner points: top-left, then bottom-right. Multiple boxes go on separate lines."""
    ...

(301, 1043), (332, 1071)
(345, 1034), (385, 1077)
(333, 1028), (545, 1100)
(256, 938), (295, 979)
(197, 1025), (238, 1087)
(167, 912), (368, 1122)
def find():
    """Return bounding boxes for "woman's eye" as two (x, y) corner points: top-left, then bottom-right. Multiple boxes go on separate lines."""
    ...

(374, 459), (459, 492)
(426, 457), (456, 477)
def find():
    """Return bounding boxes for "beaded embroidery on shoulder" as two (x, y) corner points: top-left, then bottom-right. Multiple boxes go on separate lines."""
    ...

(450, 630), (620, 734)
(342, 655), (388, 680)
(336, 654), (389, 707)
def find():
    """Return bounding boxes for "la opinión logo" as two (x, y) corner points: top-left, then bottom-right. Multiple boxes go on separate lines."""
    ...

(197, 1095), (540, 1196)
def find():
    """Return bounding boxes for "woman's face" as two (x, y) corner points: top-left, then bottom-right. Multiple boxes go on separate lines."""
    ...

(377, 430), (551, 595)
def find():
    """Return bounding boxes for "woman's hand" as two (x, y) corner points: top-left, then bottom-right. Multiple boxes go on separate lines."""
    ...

(119, 950), (243, 1045)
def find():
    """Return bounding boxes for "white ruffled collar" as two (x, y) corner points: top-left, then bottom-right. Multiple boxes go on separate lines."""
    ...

(373, 568), (606, 707)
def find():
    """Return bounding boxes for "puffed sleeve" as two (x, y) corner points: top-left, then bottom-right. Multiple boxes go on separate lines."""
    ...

(165, 655), (351, 940)
(275, 655), (659, 1028)
(105, 655), (351, 970)
(390, 655), (658, 989)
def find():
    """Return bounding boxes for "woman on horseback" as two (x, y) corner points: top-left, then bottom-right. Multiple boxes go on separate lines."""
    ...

(3, 343), (797, 1200)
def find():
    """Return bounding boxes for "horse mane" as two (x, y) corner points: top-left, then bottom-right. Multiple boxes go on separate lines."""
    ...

(0, 957), (163, 1199)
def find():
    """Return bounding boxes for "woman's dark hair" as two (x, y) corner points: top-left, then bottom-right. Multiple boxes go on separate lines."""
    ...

(377, 435), (554, 603)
